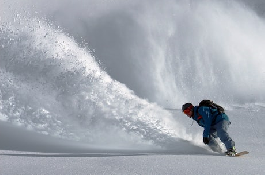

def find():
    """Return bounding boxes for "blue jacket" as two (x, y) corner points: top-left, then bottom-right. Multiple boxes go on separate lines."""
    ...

(192, 106), (229, 138)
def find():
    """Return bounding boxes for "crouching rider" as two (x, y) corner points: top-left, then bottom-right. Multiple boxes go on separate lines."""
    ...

(182, 102), (236, 156)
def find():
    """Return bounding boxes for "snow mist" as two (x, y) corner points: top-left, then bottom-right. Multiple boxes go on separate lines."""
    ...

(1, 0), (265, 149)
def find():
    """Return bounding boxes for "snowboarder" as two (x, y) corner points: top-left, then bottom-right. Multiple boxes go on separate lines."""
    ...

(182, 102), (237, 156)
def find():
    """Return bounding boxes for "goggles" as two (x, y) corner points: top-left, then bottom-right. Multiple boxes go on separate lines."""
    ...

(183, 105), (193, 115)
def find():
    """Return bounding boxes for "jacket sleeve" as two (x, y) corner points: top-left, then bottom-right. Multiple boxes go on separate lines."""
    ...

(199, 107), (213, 138)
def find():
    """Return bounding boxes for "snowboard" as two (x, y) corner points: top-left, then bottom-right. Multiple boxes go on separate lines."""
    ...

(234, 151), (249, 157)
(224, 151), (249, 157)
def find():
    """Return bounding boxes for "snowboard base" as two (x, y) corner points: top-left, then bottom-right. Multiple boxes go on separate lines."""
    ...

(228, 151), (249, 157)
(235, 151), (249, 157)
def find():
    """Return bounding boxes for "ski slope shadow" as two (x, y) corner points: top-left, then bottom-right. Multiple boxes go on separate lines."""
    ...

(0, 121), (213, 157)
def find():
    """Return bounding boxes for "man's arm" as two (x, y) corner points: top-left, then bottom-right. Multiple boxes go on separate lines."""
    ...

(199, 107), (213, 138)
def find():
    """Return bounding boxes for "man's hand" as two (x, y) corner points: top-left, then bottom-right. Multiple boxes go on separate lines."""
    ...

(203, 137), (210, 144)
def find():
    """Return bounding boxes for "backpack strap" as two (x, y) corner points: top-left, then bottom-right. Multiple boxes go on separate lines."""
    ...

(195, 107), (203, 126)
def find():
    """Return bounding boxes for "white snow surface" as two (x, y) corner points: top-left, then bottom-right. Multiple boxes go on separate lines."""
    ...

(1, 107), (264, 175)
(1, 0), (265, 174)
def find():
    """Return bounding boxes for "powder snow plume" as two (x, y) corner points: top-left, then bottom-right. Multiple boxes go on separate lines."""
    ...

(1, 0), (265, 151)
(0, 9), (191, 150)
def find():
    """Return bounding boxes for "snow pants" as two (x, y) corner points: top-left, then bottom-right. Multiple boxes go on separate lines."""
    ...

(208, 120), (235, 153)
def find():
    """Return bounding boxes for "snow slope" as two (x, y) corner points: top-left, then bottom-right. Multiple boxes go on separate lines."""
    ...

(1, 107), (265, 175)
(1, 0), (265, 174)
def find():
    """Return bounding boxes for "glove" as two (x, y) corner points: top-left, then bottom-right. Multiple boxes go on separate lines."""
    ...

(203, 137), (210, 145)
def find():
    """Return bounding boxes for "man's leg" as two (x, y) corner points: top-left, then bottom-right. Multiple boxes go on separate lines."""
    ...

(208, 128), (223, 153)
(216, 120), (235, 150)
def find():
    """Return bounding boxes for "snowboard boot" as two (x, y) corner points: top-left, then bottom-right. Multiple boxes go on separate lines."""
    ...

(225, 146), (237, 157)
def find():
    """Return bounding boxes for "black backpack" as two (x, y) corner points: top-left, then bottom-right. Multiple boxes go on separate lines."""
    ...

(198, 100), (225, 114)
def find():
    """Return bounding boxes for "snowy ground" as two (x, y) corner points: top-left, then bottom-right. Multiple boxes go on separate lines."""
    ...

(1, 106), (264, 175)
